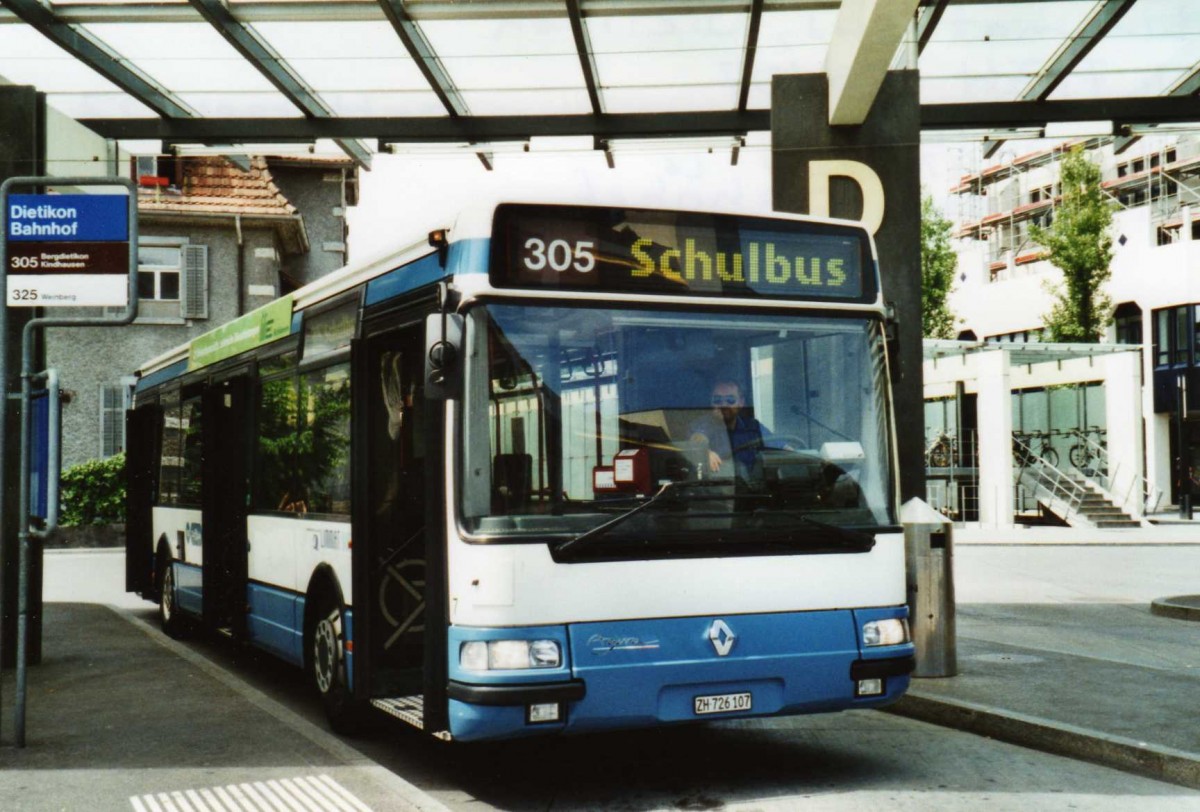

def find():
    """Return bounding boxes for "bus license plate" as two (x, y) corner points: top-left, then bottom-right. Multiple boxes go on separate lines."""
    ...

(693, 692), (752, 715)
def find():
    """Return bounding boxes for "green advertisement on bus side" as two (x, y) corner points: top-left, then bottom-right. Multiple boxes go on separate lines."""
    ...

(188, 295), (295, 370)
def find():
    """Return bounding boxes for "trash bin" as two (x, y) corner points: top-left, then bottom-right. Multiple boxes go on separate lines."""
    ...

(901, 497), (957, 677)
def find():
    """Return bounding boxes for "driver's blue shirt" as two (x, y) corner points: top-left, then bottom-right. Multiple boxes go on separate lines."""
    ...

(692, 414), (771, 475)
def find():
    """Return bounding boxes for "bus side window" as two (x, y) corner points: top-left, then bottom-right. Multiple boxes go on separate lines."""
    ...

(158, 391), (181, 505)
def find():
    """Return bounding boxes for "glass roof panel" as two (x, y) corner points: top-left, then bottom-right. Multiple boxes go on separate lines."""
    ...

(420, 17), (587, 107)
(1050, 70), (1187, 100)
(920, 76), (1032, 105)
(459, 88), (592, 116)
(320, 91), (455, 117)
(751, 10), (834, 83)
(46, 93), (157, 120)
(177, 92), (305, 118)
(53, 0), (187, 4)
(602, 84), (740, 115)
(920, 40), (1061, 79)
(0, 25), (124, 92)
(589, 13), (745, 91)
(83, 23), (277, 93)
(251, 21), (430, 93)
(1069, 0), (1200, 75)
(926, 1), (1096, 44)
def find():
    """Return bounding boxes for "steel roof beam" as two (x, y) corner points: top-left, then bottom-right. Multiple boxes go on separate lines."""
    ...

(80, 111), (774, 142)
(377, 0), (469, 117)
(923, 95), (1200, 130)
(1021, 0), (1136, 102)
(77, 95), (1200, 143)
(1112, 59), (1200, 153)
(1169, 60), (1200, 96)
(566, 0), (603, 115)
(188, 0), (372, 169)
(824, 0), (920, 125)
(737, 0), (764, 112)
(0, 0), (195, 119)
(916, 0), (949, 55)
(376, 1), (493, 168)
(0, 1), (1098, 26)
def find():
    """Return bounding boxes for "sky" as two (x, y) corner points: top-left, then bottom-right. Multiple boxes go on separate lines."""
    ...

(345, 140), (989, 258)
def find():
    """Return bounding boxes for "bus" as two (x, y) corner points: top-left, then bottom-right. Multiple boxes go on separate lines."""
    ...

(126, 200), (914, 742)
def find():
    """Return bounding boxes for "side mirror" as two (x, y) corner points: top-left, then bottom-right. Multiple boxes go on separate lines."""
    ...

(884, 300), (900, 379)
(425, 312), (464, 400)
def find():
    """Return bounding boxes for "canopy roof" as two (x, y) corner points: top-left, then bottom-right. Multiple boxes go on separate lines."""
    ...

(924, 338), (1139, 368)
(1, 0), (1197, 168)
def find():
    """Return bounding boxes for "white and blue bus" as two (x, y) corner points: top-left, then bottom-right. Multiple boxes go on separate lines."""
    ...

(126, 200), (913, 742)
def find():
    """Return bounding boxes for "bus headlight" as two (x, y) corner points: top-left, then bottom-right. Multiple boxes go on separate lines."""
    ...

(862, 618), (909, 647)
(460, 639), (562, 671)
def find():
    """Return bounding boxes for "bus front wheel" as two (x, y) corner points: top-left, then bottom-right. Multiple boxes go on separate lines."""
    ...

(309, 593), (361, 733)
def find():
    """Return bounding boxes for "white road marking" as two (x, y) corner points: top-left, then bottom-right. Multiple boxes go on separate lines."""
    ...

(131, 776), (374, 812)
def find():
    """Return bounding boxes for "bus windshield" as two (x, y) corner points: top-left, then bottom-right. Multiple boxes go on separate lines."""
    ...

(461, 303), (895, 556)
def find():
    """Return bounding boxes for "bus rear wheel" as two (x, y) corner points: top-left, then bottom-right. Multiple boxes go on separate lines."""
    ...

(159, 560), (188, 639)
(309, 594), (362, 733)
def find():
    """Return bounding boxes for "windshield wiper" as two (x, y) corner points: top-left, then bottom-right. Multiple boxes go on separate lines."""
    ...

(553, 480), (738, 560)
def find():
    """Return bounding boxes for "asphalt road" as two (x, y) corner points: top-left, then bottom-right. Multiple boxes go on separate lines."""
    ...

(14, 544), (1200, 811)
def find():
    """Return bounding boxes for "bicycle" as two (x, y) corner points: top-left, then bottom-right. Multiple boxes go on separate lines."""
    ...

(1068, 426), (1106, 474)
(1014, 430), (1058, 468)
(926, 431), (957, 468)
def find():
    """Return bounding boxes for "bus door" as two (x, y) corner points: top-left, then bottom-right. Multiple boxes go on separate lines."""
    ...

(352, 317), (444, 724)
(201, 373), (251, 635)
(125, 403), (161, 596)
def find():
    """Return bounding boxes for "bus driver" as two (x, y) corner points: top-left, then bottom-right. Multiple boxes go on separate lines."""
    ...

(689, 379), (774, 480)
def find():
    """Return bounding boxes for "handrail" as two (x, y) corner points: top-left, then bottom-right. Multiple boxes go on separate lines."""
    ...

(1012, 435), (1088, 521)
(1064, 430), (1163, 518)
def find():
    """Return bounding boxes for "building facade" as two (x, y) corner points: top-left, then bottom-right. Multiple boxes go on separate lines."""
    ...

(945, 135), (1200, 515)
(48, 155), (358, 468)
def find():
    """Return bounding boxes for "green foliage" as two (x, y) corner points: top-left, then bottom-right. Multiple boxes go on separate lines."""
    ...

(921, 194), (958, 339)
(257, 367), (351, 513)
(60, 454), (125, 526)
(1029, 147), (1115, 343)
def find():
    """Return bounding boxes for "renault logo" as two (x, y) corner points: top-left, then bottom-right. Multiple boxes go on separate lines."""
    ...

(707, 619), (736, 656)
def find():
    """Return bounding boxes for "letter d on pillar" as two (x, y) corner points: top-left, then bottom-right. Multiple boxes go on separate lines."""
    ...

(808, 160), (885, 236)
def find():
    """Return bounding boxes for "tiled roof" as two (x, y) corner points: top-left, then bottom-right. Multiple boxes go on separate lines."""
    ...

(138, 156), (297, 218)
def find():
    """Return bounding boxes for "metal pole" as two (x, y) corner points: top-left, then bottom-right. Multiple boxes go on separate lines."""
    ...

(6, 176), (138, 748)
(1182, 375), (1193, 520)
(0, 178), (9, 744)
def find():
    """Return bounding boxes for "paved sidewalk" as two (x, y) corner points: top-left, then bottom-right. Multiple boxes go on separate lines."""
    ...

(891, 600), (1200, 789)
(0, 602), (451, 812)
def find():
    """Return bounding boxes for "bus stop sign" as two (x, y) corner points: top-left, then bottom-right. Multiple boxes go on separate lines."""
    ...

(5, 193), (130, 307)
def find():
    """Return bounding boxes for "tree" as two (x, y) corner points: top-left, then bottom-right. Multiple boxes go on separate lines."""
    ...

(1029, 146), (1114, 342)
(921, 194), (957, 339)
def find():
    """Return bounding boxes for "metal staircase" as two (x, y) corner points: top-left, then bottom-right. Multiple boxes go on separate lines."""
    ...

(1013, 434), (1151, 528)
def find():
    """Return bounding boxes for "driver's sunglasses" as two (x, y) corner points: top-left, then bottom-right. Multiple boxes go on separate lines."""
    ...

(711, 395), (739, 406)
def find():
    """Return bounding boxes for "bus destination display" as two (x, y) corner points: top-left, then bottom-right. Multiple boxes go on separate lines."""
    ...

(491, 204), (872, 302)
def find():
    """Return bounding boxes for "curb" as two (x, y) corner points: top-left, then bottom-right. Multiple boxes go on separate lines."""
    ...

(888, 692), (1200, 790)
(1150, 595), (1200, 622)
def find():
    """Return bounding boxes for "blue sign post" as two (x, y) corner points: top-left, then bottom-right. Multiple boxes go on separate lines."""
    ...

(0, 176), (139, 748)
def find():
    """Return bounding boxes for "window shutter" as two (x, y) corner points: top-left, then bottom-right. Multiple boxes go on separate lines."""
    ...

(182, 244), (209, 319)
(100, 385), (124, 458)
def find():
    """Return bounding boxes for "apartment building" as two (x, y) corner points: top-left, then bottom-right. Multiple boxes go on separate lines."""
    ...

(944, 135), (1200, 514)
(48, 154), (358, 468)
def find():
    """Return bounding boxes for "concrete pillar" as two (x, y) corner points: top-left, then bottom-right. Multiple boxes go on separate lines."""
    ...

(0, 85), (46, 667)
(1103, 350), (1144, 514)
(770, 71), (923, 502)
(975, 349), (1014, 527)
